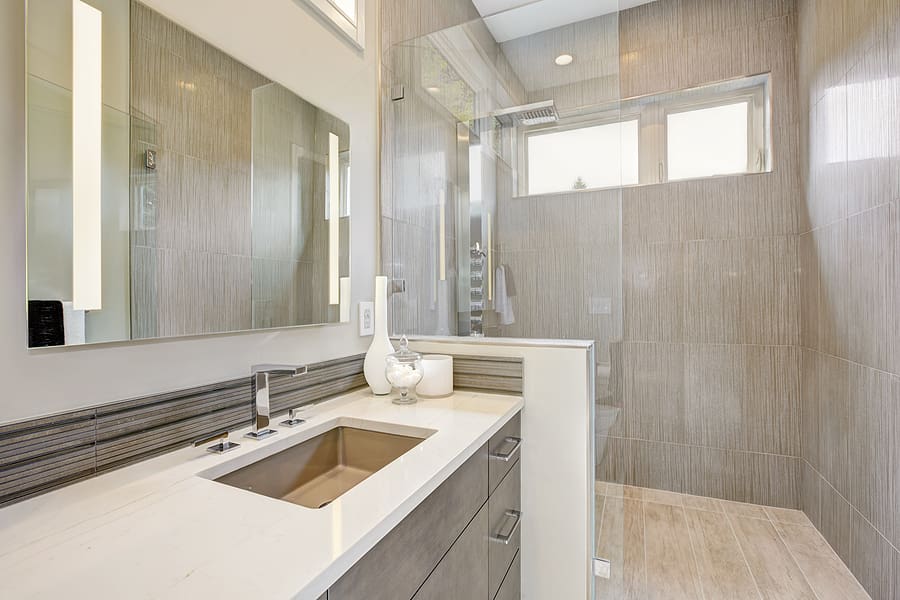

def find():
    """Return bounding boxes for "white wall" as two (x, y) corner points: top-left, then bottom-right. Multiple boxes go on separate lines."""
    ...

(409, 337), (596, 600)
(0, 0), (378, 424)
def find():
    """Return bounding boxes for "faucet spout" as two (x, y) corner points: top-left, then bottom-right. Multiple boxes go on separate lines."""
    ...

(246, 364), (308, 440)
(251, 364), (308, 377)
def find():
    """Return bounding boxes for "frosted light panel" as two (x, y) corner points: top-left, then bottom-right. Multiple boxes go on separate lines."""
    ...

(328, 132), (340, 305)
(667, 102), (749, 181)
(72, 0), (103, 311)
(527, 120), (639, 195)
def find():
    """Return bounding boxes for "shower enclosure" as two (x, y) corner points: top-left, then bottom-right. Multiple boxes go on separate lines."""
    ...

(381, 0), (798, 597)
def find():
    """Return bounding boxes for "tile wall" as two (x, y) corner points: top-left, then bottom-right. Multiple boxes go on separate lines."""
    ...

(537, 0), (802, 509)
(130, 2), (340, 337)
(129, 1), (266, 338)
(381, 0), (803, 506)
(797, 0), (900, 596)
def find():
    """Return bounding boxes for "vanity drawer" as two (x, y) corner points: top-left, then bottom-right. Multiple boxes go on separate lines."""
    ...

(489, 459), (521, 599)
(494, 550), (521, 600)
(488, 412), (521, 494)
(412, 502), (489, 600)
(328, 444), (489, 600)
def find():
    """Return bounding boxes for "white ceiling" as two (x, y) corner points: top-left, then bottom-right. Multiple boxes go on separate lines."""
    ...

(473, 0), (657, 42)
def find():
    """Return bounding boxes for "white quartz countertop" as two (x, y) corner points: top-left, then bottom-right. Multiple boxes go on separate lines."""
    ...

(0, 389), (523, 599)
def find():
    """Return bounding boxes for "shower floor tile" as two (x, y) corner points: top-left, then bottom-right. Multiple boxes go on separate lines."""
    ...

(594, 485), (871, 600)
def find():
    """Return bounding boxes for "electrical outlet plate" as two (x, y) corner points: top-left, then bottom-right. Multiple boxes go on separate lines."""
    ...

(358, 302), (374, 336)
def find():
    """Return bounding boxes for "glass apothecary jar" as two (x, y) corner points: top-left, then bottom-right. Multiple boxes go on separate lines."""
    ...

(385, 335), (424, 405)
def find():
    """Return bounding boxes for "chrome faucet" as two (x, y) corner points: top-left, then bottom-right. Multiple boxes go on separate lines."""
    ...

(246, 364), (308, 440)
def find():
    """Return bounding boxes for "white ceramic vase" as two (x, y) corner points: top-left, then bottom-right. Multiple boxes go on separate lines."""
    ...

(364, 276), (394, 395)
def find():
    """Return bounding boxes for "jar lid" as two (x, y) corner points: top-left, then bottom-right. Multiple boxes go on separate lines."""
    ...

(388, 335), (422, 363)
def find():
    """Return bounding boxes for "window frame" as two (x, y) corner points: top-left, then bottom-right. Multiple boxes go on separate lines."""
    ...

(518, 106), (642, 196)
(662, 85), (768, 182)
(513, 73), (771, 197)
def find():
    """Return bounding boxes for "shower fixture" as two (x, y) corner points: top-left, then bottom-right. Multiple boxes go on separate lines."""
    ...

(491, 100), (559, 127)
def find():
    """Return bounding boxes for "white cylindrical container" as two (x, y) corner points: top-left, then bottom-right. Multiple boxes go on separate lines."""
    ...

(417, 355), (453, 398)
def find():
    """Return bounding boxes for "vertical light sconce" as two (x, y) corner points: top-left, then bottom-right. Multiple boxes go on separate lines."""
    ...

(439, 188), (446, 282)
(72, 0), (103, 311)
(328, 132), (340, 305)
(486, 211), (493, 302)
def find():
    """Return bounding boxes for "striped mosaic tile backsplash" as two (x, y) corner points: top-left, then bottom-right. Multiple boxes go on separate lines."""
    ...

(0, 352), (522, 507)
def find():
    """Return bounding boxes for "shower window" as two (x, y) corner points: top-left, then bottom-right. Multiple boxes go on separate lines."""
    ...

(667, 101), (750, 180)
(515, 73), (770, 195)
(525, 119), (639, 195)
(663, 79), (768, 181)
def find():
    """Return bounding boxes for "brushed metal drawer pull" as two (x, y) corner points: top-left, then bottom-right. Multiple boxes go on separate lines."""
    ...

(491, 509), (522, 544)
(490, 436), (521, 462)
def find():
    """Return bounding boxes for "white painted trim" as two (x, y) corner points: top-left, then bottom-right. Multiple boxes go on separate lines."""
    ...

(295, 0), (365, 50)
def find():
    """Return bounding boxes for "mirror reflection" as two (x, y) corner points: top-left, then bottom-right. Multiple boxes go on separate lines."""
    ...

(26, 0), (351, 348)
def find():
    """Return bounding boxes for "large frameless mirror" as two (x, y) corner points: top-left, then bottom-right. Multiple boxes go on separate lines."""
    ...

(26, 0), (351, 348)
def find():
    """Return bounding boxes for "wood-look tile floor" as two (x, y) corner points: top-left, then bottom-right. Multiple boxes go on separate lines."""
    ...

(594, 484), (871, 600)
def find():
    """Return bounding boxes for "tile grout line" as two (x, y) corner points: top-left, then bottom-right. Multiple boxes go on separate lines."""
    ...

(801, 345), (900, 381)
(770, 514), (827, 600)
(604, 435), (802, 460)
(804, 459), (900, 555)
(721, 507), (766, 600)
(641, 496), (649, 599)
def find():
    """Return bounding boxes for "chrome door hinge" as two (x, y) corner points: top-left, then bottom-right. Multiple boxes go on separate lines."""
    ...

(593, 557), (611, 579)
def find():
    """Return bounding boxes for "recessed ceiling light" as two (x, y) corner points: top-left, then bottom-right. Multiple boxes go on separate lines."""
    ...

(555, 54), (574, 66)
(426, 86), (441, 94)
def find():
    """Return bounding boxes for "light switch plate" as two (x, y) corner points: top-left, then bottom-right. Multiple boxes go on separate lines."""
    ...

(589, 296), (612, 315)
(359, 302), (374, 336)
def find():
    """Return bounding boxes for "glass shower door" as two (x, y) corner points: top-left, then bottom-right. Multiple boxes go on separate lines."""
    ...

(380, 2), (625, 596)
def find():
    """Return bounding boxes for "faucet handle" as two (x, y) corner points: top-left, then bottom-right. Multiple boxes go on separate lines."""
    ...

(194, 430), (240, 454)
(280, 407), (307, 428)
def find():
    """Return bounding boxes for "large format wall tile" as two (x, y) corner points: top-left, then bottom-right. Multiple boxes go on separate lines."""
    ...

(624, 342), (799, 455)
(683, 236), (799, 345)
(848, 363), (898, 549)
(846, 38), (897, 217)
(819, 475), (852, 564)
(812, 221), (850, 358)
(850, 509), (895, 600)
(622, 438), (799, 508)
(847, 203), (896, 372)
(624, 237), (799, 345)
(624, 242), (685, 342)
(800, 460), (821, 529)
(802, 349), (851, 498)
(799, 3), (900, 590)
(622, 174), (798, 246)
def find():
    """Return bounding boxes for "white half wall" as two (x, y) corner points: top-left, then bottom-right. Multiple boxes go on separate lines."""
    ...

(409, 337), (596, 600)
(0, 0), (378, 424)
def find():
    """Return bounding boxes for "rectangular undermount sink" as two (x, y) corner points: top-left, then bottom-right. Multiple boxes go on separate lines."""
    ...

(212, 423), (431, 509)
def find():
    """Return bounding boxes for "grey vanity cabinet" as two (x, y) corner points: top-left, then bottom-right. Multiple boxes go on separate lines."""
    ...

(327, 443), (490, 600)
(488, 460), (521, 598)
(327, 410), (522, 600)
(412, 503), (490, 600)
(494, 551), (521, 600)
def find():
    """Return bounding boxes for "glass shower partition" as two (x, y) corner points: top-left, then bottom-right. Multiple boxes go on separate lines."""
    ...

(381, 2), (626, 597)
